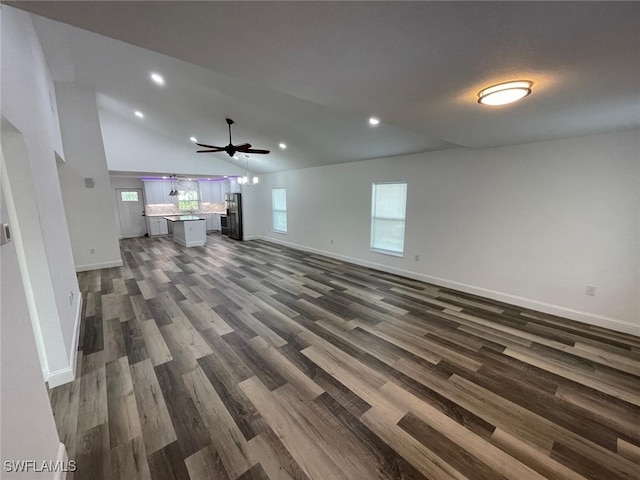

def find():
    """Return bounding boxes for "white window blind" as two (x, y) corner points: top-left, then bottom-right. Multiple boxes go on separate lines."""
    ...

(272, 188), (287, 233)
(371, 182), (407, 255)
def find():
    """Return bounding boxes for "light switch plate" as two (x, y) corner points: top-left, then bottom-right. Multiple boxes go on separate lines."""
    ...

(1, 223), (11, 245)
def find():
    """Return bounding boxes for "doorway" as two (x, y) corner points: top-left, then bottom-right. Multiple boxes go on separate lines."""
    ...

(116, 188), (147, 237)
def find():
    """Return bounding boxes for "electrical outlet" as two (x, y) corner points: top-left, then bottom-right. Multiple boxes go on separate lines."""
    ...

(414, 254), (419, 261)
(585, 285), (596, 296)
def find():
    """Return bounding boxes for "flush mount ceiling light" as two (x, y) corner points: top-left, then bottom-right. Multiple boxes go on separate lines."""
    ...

(150, 72), (165, 86)
(369, 117), (380, 126)
(478, 80), (533, 106)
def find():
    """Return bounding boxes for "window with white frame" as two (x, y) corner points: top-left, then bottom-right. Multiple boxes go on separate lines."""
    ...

(120, 191), (139, 202)
(370, 182), (407, 255)
(272, 188), (287, 233)
(178, 189), (199, 211)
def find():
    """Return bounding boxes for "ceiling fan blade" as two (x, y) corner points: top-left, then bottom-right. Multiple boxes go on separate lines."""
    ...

(195, 142), (223, 149)
(197, 149), (224, 153)
(244, 148), (271, 154)
(234, 143), (252, 151)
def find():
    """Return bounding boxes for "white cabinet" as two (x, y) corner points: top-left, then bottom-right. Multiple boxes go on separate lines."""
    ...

(146, 216), (168, 236)
(199, 181), (213, 203)
(143, 181), (157, 204)
(199, 181), (225, 203)
(143, 180), (178, 206)
(160, 180), (178, 205)
(204, 214), (221, 232)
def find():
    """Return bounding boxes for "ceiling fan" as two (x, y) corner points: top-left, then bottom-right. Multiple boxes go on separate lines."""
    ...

(196, 118), (270, 157)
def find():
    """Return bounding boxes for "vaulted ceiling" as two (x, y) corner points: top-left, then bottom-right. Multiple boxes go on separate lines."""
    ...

(9, 1), (640, 174)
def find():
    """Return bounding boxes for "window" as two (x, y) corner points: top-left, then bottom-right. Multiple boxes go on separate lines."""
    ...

(272, 188), (287, 233)
(178, 190), (199, 211)
(371, 182), (407, 256)
(120, 191), (139, 202)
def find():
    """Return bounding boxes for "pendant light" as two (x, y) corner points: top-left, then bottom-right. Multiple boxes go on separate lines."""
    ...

(168, 175), (178, 196)
(238, 155), (259, 186)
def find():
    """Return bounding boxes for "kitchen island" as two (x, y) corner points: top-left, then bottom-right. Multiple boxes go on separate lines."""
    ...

(164, 215), (206, 247)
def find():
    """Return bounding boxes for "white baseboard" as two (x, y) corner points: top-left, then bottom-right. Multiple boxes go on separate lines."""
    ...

(75, 259), (123, 272)
(41, 293), (83, 386)
(53, 443), (68, 480)
(47, 295), (82, 388)
(47, 366), (75, 388)
(174, 237), (205, 248)
(251, 235), (639, 337)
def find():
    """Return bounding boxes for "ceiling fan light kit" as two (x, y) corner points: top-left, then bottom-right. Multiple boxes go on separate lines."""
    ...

(478, 80), (533, 105)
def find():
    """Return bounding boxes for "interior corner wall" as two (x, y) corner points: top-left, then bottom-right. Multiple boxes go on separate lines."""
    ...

(56, 83), (123, 271)
(1, 5), (81, 380)
(253, 129), (640, 335)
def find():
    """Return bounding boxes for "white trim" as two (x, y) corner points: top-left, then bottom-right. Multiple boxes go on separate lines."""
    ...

(252, 235), (640, 337)
(174, 237), (206, 248)
(370, 247), (404, 258)
(75, 259), (123, 272)
(69, 293), (82, 376)
(44, 294), (82, 387)
(53, 443), (68, 480)
(47, 366), (75, 388)
(42, 275), (83, 386)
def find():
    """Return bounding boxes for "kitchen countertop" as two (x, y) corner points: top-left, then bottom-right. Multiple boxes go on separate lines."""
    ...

(164, 215), (206, 222)
(146, 212), (225, 217)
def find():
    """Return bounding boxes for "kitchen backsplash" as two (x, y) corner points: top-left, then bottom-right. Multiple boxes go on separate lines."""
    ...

(199, 202), (226, 213)
(145, 204), (180, 216)
(145, 202), (226, 216)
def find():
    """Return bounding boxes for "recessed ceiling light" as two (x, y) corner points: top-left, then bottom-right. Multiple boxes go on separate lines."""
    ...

(478, 80), (533, 106)
(187, 178), (192, 181)
(162, 176), (168, 179)
(134, 111), (144, 118)
(224, 175), (228, 178)
(279, 142), (287, 149)
(369, 117), (380, 126)
(150, 72), (165, 86)
(190, 136), (197, 142)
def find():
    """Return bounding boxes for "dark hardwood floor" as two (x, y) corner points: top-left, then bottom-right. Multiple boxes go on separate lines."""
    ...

(49, 234), (640, 479)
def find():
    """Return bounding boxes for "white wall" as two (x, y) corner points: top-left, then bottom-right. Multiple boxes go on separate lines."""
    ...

(1, 6), (81, 385)
(56, 83), (123, 271)
(247, 129), (640, 335)
(1, 177), (64, 480)
(99, 111), (247, 177)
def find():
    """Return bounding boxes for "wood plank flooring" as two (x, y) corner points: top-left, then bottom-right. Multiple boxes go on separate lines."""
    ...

(50, 234), (640, 479)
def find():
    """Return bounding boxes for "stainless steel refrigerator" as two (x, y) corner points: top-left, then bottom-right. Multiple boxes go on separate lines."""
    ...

(225, 193), (243, 240)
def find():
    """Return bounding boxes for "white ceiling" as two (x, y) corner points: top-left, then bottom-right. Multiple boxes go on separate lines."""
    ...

(9, 1), (640, 175)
